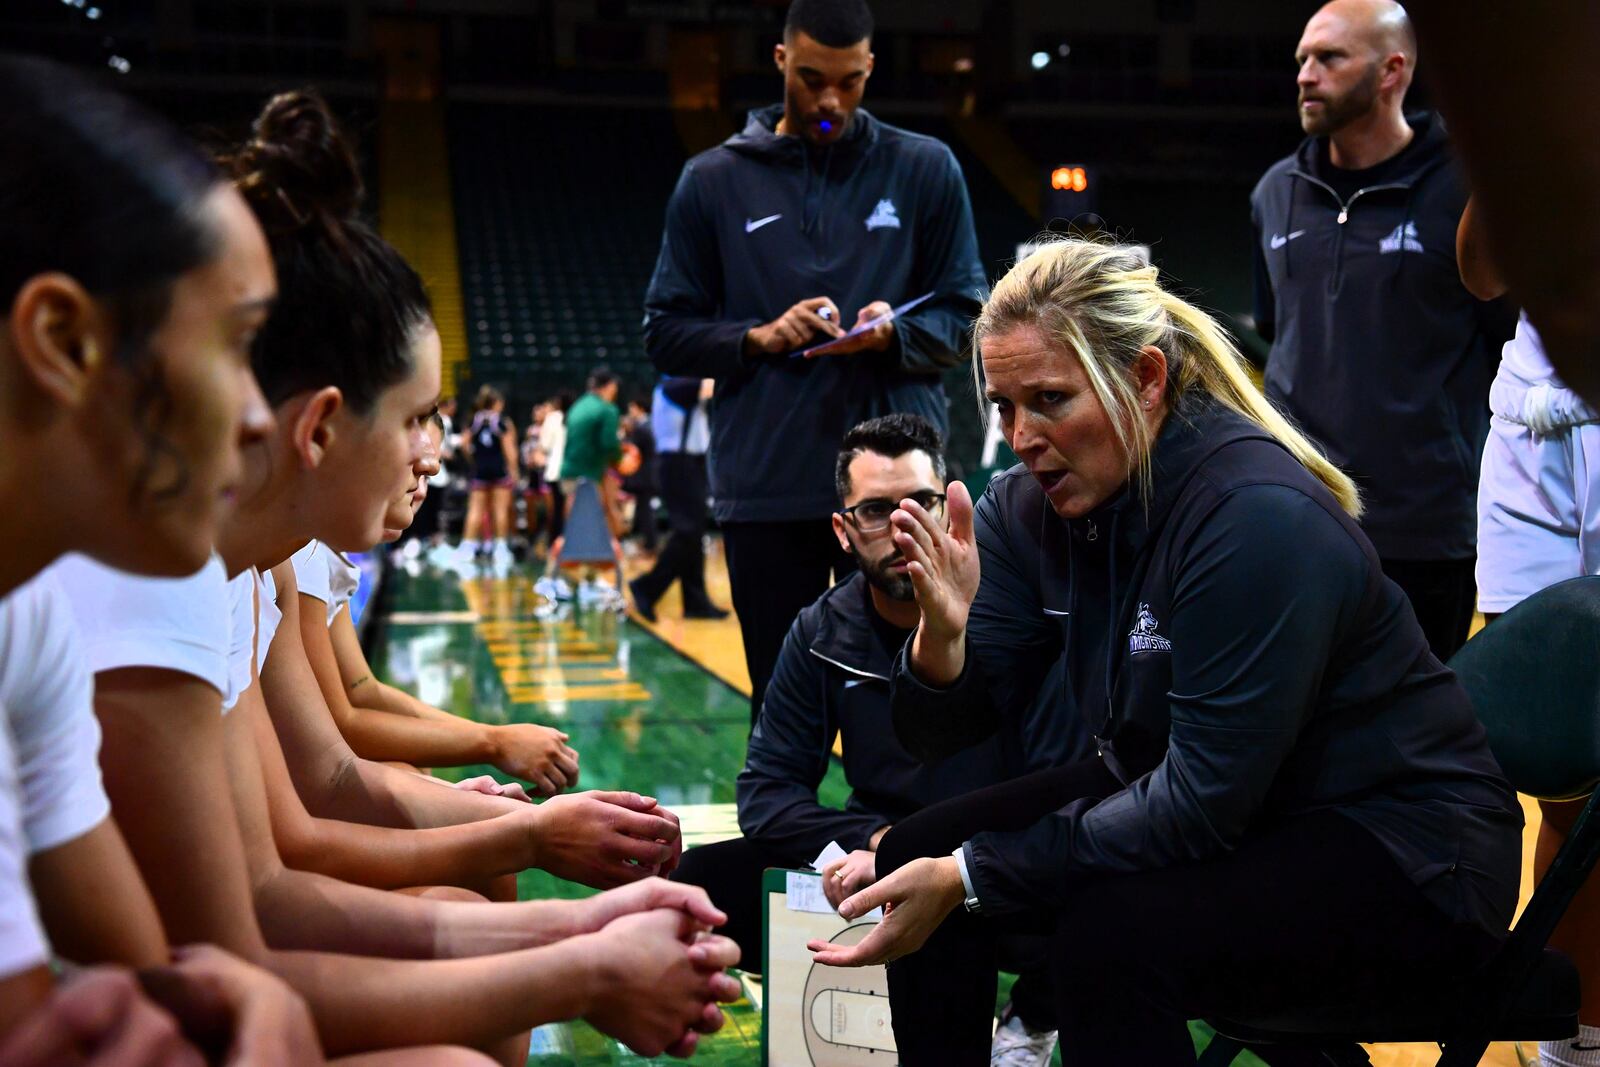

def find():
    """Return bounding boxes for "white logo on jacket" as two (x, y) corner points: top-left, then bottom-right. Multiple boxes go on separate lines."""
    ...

(745, 213), (782, 233)
(1269, 229), (1306, 250)
(865, 199), (901, 231)
(1379, 221), (1424, 255)
(1128, 603), (1172, 653)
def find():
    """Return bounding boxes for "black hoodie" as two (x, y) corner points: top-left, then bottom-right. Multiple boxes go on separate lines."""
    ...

(892, 398), (1522, 936)
(643, 106), (986, 524)
(1250, 113), (1515, 559)
(735, 571), (1016, 860)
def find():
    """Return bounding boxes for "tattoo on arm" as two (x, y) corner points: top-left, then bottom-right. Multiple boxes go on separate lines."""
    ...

(347, 674), (372, 691)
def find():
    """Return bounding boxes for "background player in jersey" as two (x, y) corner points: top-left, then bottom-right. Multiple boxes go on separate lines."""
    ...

(457, 384), (519, 570)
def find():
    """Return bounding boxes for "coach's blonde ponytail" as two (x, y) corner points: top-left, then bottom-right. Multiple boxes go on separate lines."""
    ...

(975, 238), (1361, 517)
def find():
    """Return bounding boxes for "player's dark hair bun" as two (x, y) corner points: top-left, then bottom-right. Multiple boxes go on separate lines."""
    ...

(230, 90), (362, 234)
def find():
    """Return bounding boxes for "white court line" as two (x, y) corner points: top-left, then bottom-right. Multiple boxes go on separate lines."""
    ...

(385, 610), (481, 625)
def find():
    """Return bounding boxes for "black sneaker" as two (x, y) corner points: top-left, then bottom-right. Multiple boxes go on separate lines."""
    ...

(628, 579), (658, 623)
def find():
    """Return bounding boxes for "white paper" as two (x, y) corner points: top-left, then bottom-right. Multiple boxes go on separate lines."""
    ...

(789, 858), (885, 920)
(785, 871), (836, 914)
(811, 840), (848, 872)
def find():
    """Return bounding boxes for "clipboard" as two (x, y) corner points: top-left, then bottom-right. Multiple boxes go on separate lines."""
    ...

(760, 867), (898, 1066)
(792, 292), (937, 359)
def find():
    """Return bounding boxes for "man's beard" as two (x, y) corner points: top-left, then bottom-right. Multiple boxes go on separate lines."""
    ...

(859, 550), (915, 602)
(1299, 64), (1381, 136)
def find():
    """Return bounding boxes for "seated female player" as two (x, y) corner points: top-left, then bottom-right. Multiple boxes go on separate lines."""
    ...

(810, 239), (1524, 1067)
(49, 88), (739, 1062)
(290, 481), (578, 799)
(0, 53), (326, 1063)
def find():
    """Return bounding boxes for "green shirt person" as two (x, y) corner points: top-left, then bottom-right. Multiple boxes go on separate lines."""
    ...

(560, 368), (622, 483)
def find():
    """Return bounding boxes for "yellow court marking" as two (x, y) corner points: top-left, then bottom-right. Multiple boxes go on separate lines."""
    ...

(498, 667), (628, 684)
(457, 574), (661, 708)
(673, 802), (743, 848)
(491, 654), (616, 667)
(506, 683), (652, 704)
(484, 640), (601, 654)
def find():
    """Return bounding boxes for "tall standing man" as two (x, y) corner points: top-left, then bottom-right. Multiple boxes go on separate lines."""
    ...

(643, 0), (986, 723)
(1251, 0), (1513, 659)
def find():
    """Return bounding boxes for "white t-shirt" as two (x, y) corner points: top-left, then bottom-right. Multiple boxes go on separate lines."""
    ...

(1499, 313), (1554, 386)
(0, 711), (47, 981)
(223, 568), (256, 711)
(0, 574), (116, 979)
(0, 574), (113, 853)
(52, 554), (242, 711)
(1488, 313), (1599, 433)
(540, 410), (566, 482)
(255, 568), (283, 668)
(289, 542), (360, 626)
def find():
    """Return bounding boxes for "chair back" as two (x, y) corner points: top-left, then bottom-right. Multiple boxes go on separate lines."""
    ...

(1449, 576), (1600, 801)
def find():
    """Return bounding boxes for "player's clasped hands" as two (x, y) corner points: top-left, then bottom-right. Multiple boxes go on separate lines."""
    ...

(489, 722), (580, 797)
(527, 790), (684, 889)
(581, 909), (743, 1059)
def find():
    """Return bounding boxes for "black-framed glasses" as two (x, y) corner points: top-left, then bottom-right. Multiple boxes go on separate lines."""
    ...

(837, 492), (947, 534)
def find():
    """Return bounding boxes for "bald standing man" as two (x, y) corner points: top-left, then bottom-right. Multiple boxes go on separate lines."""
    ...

(1251, 0), (1513, 661)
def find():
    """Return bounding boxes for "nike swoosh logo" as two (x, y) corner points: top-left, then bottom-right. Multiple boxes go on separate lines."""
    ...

(1042, 608), (1071, 617)
(1269, 229), (1307, 250)
(745, 214), (782, 233)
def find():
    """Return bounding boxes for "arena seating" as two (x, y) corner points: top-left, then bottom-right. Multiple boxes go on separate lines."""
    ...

(449, 102), (685, 413)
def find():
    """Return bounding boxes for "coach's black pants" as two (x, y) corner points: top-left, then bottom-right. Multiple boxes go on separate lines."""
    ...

(672, 835), (1058, 1031)
(876, 758), (1500, 1067)
(1380, 555), (1477, 662)
(632, 454), (714, 611)
(721, 519), (854, 725)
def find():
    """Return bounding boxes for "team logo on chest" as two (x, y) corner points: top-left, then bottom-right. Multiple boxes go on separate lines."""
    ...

(1128, 603), (1172, 653)
(1379, 220), (1424, 255)
(865, 198), (901, 231)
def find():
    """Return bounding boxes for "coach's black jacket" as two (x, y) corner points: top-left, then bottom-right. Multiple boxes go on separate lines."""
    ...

(892, 398), (1523, 936)
(736, 571), (1014, 860)
(1250, 113), (1513, 560)
(643, 105), (986, 524)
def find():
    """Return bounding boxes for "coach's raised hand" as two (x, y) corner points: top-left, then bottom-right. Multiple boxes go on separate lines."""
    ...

(892, 479), (979, 686)
(743, 296), (843, 355)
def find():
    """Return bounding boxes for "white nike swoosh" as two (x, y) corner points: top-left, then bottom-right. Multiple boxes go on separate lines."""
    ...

(745, 214), (782, 233)
(1269, 229), (1307, 250)
(1042, 608), (1071, 617)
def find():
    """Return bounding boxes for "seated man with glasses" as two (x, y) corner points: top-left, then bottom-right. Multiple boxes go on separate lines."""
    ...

(672, 414), (1063, 1062)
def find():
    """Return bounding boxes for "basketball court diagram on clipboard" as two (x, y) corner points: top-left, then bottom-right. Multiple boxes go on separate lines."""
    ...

(762, 869), (900, 1067)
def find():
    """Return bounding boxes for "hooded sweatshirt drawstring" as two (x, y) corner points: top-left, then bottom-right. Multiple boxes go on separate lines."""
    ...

(800, 137), (835, 237)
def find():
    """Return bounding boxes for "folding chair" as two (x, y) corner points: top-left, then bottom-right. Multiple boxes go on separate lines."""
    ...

(1200, 575), (1600, 1067)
